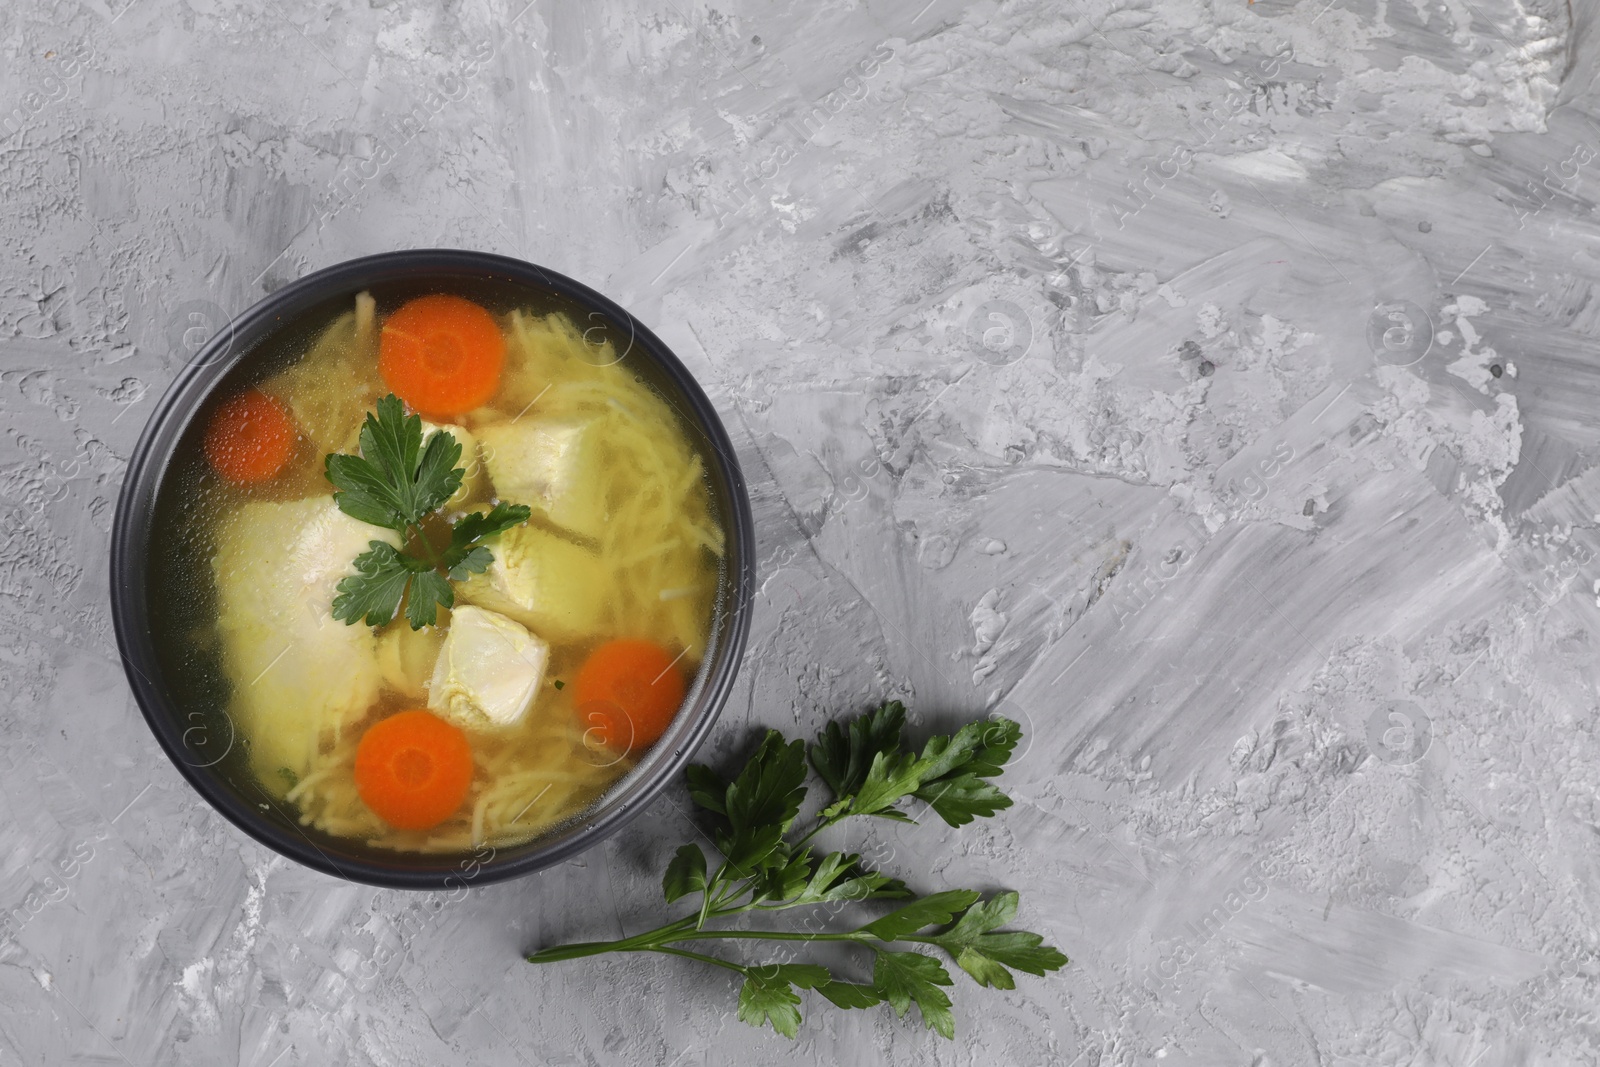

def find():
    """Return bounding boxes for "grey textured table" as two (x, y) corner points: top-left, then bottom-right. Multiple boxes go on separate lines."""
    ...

(3, 0), (1597, 1063)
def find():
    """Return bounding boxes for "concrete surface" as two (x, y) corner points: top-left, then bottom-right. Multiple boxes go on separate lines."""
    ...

(2, 0), (1598, 1063)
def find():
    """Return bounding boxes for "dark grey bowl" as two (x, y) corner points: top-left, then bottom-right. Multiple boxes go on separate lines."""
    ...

(110, 250), (755, 889)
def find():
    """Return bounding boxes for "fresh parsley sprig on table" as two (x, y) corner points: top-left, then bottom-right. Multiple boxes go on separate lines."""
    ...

(526, 701), (1068, 1039)
(325, 393), (529, 629)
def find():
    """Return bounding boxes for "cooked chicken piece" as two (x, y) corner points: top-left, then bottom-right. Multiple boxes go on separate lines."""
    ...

(428, 605), (549, 730)
(211, 498), (399, 794)
(476, 416), (606, 540)
(455, 524), (609, 641)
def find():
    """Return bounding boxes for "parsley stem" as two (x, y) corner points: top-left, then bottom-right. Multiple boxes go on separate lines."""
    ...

(531, 916), (920, 964)
(526, 915), (700, 962)
(669, 929), (876, 944)
(408, 522), (444, 569)
(646, 946), (749, 975)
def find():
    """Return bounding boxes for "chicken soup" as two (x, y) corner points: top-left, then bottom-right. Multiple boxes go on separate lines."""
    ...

(146, 290), (724, 852)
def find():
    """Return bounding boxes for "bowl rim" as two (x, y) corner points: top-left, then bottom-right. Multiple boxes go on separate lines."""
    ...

(110, 249), (756, 890)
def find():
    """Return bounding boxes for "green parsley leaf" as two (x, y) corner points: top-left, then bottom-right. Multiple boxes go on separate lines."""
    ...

(662, 844), (707, 903)
(684, 763), (729, 817)
(911, 718), (1020, 826)
(331, 541), (419, 626)
(813, 981), (883, 1009)
(405, 570), (454, 629)
(940, 891), (1017, 943)
(930, 892), (1069, 988)
(917, 716), (1020, 783)
(412, 429), (464, 518)
(716, 731), (808, 876)
(789, 852), (909, 906)
(736, 973), (802, 1038)
(958, 930), (1068, 987)
(914, 773), (1012, 827)
(849, 749), (925, 817)
(357, 394), (422, 494)
(817, 797), (852, 822)
(946, 943), (1012, 988)
(324, 452), (410, 530)
(757, 847), (815, 903)
(736, 964), (834, 1039)
(448, 501), (534, 553)
(446, 544), (493, 581)
(872, 950), (956, 1039)
(328, 394), (464, 529)
(810, 700), (906, 799)
(787, 851), (857, 905)
(860, 890), (981, 941)
(825, 715), (1023, 825)
(358, 393), (463, 523)
(442, 501), (530, 577)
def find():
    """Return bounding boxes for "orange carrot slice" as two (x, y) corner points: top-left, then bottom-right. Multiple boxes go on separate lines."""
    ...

(354, 709), (474, 831)
(378, 295), (505, 417)
(203, 389), (296, 484)
(572, 640), (687, 752)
